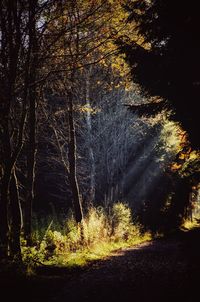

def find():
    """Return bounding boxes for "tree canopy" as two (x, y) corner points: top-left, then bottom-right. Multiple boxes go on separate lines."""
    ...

(120, 0), (200, 150)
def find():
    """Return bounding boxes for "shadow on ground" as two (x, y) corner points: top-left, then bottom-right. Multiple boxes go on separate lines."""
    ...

(1, 227), (200, 302)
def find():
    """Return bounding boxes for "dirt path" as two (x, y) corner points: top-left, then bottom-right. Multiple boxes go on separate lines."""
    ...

(50, 228), (200, 302)
(3, 228), (200, 302)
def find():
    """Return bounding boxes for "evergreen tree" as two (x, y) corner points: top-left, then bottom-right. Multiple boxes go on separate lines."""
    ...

(120, 0), (200, 150)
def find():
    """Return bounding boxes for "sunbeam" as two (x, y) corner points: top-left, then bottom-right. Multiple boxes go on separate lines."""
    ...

(120, 130), (161, 194)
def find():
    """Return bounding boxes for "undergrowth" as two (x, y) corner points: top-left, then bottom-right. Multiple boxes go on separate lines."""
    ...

(22, 202), (151, 270)
(181, 218), (200, 231)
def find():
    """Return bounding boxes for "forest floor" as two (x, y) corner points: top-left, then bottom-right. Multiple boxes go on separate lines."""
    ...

(1, 226), (200, 302)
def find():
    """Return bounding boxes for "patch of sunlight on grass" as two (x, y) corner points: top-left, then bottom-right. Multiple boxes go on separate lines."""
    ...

(181, 219), (200, 231)
(43, 232), (152, 268)
(25, 204), (153, 270)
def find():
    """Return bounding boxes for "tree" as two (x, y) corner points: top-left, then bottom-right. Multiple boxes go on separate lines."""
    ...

(39, 0), (131, 220)
(0, 0), (60, 257)
(24, 0), (39, 246)
(0, 0), (30, 258)
(120, 0), (200, 150)
(115, 0), (200, 229)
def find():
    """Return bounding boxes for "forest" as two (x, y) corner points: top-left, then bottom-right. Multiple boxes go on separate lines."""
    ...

(0, 1), (200, 301)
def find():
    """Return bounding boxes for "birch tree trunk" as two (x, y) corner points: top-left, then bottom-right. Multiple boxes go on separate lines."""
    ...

(85, 69), (95, 204)
(67, 88), (83, 223)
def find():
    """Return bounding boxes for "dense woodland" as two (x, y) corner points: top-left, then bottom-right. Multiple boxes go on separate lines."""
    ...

(0, 0), (199, 270)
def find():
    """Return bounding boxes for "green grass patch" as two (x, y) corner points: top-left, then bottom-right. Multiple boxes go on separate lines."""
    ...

(22, 203), (152, 270)
(41, 233), (151, 268)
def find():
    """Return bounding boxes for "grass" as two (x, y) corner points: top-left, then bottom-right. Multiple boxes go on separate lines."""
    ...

(23, 203), (152, 270)
(180, 218), (200, 231)
(41, 233), (152, 268)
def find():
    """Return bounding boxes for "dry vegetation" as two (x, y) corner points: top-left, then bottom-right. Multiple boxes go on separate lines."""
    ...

(22, 203), (151, 270)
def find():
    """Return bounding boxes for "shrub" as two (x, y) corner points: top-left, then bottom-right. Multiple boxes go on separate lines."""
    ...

(23, 203), (146, 267)
(110, 202), (139, 241)
(44, 230), (67, 257)
(83, 206), (109, 246)
(65, 216), (82, 251)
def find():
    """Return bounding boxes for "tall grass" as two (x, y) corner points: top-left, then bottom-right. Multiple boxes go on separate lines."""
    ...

(22, 203), (151, 268)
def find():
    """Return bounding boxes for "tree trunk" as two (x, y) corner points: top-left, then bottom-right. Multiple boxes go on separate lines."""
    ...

(24, 0), (37, 246)
(170, 177), (191, 228)
(25, 89), (36, 246)
(0, 115), (12, 258)
(9, 169), (22, 261)
(67, 90), (83, 223)
(0, 171), (10, 258)
(85, 71), (95, 204)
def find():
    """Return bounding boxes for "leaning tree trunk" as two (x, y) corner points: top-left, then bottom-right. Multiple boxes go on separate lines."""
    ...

(67, 89), (83, 224)
(0, 167), (11, 258)
(0, 95), (14, 258)
(9, 169), (23, 261)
